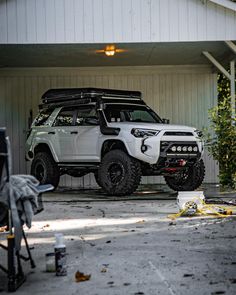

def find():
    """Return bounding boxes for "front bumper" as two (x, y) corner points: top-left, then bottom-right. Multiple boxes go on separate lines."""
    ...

(127, 134), (203, 165)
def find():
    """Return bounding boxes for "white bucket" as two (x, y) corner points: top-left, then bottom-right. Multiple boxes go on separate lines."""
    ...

(177, 191), (205, 211)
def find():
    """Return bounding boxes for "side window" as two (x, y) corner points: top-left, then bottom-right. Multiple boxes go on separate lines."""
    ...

(54, 108), (75, 126)
(33, 109), (53, 126)
(103, 106), (122, 123)
(76, 106), (98, 126)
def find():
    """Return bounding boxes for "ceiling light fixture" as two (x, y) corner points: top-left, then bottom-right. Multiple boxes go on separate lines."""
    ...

(95, 45), (126, 56)
(105, 45), (116, 56)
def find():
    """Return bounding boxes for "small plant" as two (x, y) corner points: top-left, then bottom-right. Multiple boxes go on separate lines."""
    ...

(205, 74), (236, 189)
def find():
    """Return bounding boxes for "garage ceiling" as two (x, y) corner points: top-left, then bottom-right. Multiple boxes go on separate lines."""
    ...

(0, 41), (234, 68)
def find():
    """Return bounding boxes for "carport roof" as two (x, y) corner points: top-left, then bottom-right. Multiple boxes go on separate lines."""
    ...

(0, 41), (235, 68)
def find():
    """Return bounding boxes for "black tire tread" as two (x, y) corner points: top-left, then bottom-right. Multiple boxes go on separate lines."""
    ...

(31, 152), (60, 189)
(98, 150), (141, 196)
(164, 159), (205, 191)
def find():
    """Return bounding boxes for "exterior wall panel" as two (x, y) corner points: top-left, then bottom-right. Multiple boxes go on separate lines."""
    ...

(93, 0), (104, 42)
(6, 0), (17, 43)
(0, 0), (7, 43)
(55, 0), (66, 43)
(0, 65), (218, 188)
(35, 0), (47, 43)
(16, 0), (27, 43)
(0, 0), (235, 44)
(26, 0), (37, 43)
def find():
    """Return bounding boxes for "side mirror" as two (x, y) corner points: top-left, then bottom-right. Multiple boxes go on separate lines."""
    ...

(162, 118), (170, 124)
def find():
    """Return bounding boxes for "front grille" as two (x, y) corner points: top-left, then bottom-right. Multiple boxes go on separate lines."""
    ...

(163, 131), (193, 136)
(160, 141), (199, 155)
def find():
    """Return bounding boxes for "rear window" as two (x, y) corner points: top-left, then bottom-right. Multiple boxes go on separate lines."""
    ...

(33, 110), (53, 126)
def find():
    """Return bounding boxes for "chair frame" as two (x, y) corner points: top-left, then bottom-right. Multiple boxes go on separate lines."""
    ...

(0, 128), (36, 292)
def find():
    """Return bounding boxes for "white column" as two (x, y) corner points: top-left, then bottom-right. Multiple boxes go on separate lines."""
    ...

(230, 60), (235, 120)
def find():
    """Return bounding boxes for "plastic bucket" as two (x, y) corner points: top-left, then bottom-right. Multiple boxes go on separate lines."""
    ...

(177, 191), (205, 211)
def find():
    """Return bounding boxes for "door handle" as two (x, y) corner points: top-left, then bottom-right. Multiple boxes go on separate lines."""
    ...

(70, 131), (78, 134)
(48, 131), (55, 134)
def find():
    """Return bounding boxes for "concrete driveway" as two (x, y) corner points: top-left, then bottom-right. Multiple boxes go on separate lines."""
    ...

(1, 185), (236, 295)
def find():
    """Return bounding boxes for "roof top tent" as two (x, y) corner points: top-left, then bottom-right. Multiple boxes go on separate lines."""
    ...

(40, 88), (144, 109)
(42, 88), (142, 103)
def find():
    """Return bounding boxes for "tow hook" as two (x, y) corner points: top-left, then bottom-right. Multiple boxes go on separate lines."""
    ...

(178, 159), (187, 167)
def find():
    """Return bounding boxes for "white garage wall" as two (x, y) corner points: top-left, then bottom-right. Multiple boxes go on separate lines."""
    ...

(0, 65), (218, 188)
(0, 0), (235, 44)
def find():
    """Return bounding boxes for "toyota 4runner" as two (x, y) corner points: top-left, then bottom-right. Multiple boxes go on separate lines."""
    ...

(26, 88), (205, 196)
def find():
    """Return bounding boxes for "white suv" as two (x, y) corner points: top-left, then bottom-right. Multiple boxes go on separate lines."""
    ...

(26, 88), (205, 196)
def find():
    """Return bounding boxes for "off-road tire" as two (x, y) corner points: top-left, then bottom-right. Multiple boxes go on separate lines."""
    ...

(31, 152), (60, 189)
(98, 150), (141, 196)
(164, 159), (205, 191)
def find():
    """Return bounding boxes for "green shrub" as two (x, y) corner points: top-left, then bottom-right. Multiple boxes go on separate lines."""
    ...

(205, 74), (236, 189)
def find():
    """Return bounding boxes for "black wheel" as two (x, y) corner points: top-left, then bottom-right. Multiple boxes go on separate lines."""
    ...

(31, 152), (60, 189)
(98, 150), (141, 196)
(164, 159), (205, 191)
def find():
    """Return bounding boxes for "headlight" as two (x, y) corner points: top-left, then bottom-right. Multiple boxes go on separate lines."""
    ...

(131, 128), (160, 138)
(194, 129), (203, 138)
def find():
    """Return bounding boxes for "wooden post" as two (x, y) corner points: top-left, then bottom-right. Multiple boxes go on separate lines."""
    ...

(202, 51), (235, 121)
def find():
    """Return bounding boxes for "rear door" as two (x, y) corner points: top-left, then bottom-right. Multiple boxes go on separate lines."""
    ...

(51, 107), (77, 162)
(72, 105), (100, 162)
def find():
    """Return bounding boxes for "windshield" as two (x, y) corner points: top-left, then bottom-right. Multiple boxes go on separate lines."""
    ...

(104, 104), (162, 123)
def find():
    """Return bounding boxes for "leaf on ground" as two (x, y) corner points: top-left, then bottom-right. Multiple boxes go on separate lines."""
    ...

(75, 271), (91, 283)
(42, 224), (50, 228)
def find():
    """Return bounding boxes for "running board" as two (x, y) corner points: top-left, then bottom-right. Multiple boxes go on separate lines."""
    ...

(58, 163), (100, 169)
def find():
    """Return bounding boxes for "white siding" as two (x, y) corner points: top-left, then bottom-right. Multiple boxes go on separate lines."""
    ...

(0, 65), (218, 188)
(0, 0), (235, 44)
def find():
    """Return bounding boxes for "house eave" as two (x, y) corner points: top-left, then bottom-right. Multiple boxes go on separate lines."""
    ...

(205, 0), (236, 12)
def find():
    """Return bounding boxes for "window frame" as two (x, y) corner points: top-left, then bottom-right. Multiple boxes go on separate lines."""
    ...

(103, 103), (162, 124)
(74, 105), (99, 126)
(53, 107), (77, 127)
(33, 109), (53, 126)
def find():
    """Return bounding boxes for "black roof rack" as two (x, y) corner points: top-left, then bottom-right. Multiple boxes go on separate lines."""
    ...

(42, 88), (142, 105)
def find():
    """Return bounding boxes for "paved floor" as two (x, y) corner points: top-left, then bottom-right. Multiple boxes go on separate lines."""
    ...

(1, 185), (236, 295)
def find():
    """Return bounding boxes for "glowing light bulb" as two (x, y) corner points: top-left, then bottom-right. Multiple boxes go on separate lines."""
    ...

(105, 45), (116, 56)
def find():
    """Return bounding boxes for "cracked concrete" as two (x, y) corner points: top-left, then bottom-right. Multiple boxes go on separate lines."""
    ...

(0, 185), (236, 295)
